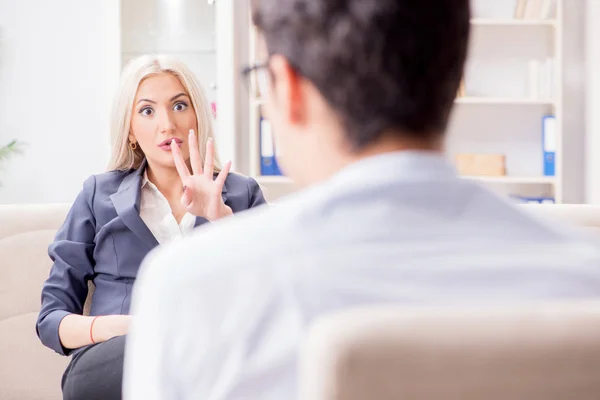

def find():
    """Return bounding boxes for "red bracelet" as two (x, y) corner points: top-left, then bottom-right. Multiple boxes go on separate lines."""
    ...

(90, 316), (101, 344)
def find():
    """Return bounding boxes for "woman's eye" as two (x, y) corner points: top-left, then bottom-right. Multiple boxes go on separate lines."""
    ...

(173, 102), (188, 112)
(139, 107), (154, 116)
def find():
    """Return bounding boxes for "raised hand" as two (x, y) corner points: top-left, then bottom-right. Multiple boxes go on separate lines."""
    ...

(171, 129), (233, 221)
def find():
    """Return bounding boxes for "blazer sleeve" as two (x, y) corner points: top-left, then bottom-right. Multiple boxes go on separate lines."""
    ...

(247, 177), (267, 208)
(36, 176), (97, 356)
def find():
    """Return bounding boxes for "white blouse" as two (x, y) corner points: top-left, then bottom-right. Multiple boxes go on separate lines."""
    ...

(139, 172), (196, 245)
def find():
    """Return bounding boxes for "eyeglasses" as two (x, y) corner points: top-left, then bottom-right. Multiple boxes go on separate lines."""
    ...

(241, 62), (270, 99)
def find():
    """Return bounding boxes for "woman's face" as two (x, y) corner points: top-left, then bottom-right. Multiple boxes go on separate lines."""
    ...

(129, 72), (197, 170)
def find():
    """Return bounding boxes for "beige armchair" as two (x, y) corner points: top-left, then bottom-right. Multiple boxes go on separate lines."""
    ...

(300, 302), (600, 400)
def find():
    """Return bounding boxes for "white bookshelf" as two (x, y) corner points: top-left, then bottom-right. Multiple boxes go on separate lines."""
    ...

(451, 0), (563, 203)
(218, 0), (568, 203)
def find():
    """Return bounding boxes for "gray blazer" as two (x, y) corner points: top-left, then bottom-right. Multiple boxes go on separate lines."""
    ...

(36, 161), (266, 355)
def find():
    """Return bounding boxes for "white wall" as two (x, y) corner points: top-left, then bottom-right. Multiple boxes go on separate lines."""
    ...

(0, 0), (121, 204)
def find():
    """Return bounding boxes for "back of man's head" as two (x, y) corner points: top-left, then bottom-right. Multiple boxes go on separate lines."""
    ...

(251, 0), (471, 184)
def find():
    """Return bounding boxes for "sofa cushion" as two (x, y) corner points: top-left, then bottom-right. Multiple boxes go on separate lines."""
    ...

(0, 312), (68, 400)
(0, 205), (71, 400)
(0, 203), (70, 240)
(0, 230), (57, 321)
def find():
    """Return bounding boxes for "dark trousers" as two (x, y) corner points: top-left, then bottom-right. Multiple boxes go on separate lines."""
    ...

(61, 335), (126, 400)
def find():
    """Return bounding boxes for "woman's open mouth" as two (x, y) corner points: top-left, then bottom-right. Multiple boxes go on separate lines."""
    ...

(158, 137), (183, 151)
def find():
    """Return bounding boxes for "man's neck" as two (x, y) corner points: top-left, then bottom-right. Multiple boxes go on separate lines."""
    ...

(300, 133), (443, 187)
(352, 133), (443, 160)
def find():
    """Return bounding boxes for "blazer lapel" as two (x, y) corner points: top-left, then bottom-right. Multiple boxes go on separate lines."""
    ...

(110, 160), (159, 249)
(193, 174), (228, 228)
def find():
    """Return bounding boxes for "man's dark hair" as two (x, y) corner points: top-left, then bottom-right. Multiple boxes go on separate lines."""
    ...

(252, 0), (471, 149)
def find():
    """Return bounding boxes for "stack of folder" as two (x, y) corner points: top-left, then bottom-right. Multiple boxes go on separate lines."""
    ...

(259, 116), (282, 176)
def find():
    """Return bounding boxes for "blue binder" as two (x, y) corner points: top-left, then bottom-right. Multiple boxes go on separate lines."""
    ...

(542, 115), (556, 177)
(259, 116), (282, 176)
(512, 196), (555, 205)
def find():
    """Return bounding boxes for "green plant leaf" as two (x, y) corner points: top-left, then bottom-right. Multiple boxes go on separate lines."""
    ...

(0, 140), (24, 163)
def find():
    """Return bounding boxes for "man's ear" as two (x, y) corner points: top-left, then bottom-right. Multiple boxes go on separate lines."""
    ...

(269, 55), (305, 124)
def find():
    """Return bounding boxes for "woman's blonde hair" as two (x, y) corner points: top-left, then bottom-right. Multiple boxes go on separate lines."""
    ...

(107, 54), (221, 172)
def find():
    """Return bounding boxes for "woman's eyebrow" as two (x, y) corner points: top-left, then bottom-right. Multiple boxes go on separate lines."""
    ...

(170, 93), (189, 101)
(136, 93), (188, 104)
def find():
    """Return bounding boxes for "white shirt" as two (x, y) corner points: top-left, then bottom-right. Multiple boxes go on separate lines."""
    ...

(139, 172), (196, 244)
(124, 151), (600, 400)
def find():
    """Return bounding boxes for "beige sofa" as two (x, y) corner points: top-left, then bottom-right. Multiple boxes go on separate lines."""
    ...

(1, 203), (599, 399)
(0, 204), (71, 400)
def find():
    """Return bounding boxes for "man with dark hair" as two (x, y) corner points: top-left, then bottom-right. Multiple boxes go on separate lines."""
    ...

(125, 1), (600, 398)
(249, 0), (470, 164)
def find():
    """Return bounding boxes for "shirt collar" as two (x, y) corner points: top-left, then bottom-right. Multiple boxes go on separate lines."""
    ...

(141, 170), (159, 192)
(329, 150), (457, 188)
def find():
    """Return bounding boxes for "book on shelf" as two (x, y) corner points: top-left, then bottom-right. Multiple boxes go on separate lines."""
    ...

(511, 195), (555, 204)
(542, 115), (556, 177)
(455, 153), (506, 177)
(259, 116), (282, 176)
(514, 0), (556, 20)
(528, 58), (554, 101)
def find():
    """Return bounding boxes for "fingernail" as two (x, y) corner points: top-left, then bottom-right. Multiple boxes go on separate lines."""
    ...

(189, 129), (194, 135)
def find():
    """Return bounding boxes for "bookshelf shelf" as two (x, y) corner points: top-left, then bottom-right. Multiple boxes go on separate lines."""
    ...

(256, 176), (293, 185)
(462, 176), (556, 184)
(122, 49), (217, 57)
(471, 19), (556, 27)
(257, 176), (555, 186)
(455, 97), (554, 105)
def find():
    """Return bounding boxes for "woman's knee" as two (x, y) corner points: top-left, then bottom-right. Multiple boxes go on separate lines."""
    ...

(61, 336), (126, 400)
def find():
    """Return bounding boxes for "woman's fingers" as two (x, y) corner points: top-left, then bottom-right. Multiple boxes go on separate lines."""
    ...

(188, 129), (203, 175)
(215, 160), (232, 189)
(204, 138), (215, 179)
(181, 185), (193, 208)
(171, 139), (191, 180)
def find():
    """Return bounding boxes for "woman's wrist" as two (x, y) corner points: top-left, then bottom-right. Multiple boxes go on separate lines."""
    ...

(90, 316), (101, 344)
(91, 315), (131, 343)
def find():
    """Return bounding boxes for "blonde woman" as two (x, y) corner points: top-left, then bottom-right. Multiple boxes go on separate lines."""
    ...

(36, 55), (266, 400)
